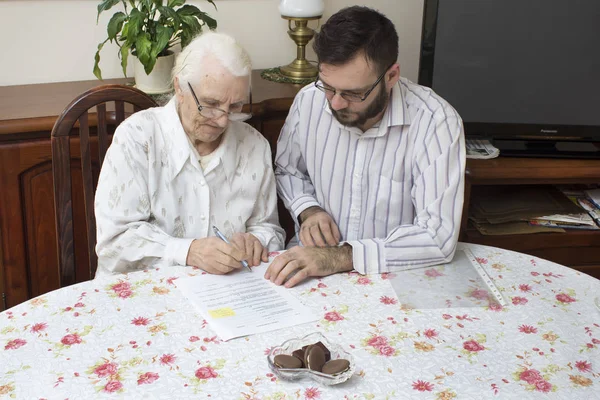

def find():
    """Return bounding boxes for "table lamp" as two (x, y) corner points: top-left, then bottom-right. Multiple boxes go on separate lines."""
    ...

(278, 0), (324, 80)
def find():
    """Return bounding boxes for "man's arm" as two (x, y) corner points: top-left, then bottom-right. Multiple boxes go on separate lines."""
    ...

(274, 94), (321, 223)
(347, 114), (466, 274)
(95, 122), (192, 275)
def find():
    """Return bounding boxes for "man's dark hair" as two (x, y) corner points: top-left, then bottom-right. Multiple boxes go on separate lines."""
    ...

(313, 6), (399, 74)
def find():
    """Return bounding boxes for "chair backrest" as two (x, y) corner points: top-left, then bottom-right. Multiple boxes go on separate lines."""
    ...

(51, 84), (157, 287)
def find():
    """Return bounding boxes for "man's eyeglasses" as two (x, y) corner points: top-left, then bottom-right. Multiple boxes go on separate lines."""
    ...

(187, 82), (252, 122)
(314, 63), (394, 103)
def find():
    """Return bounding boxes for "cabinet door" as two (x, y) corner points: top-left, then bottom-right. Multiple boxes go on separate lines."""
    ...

(0, 137), (99, 310)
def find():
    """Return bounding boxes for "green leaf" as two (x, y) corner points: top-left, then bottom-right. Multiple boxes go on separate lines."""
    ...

(107, 12), (127, 40)
(144, 56), (158, 75)
(125, 8), (145, 47)
(151, 24), (173, 57)
(135, 33), (153, 70)
(176, 4), (202, 17)
(197, 12), (217, 30)
(179, 15), (202, 48)
(120, 45), (129, 77)
(97, 0), (121, 22)
(157, 5), (181, 31)
(205, 0), (217, 11)
(140, 0), (153, 13)
(167, 0), (185, 7)
(93, 41), (107, 80)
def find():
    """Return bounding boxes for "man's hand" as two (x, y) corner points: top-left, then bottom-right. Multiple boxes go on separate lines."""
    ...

(299, 206), (341, 247)
(229, 232), (268, 267)
(264, 245), (353, 288)
(186, 237), (246, 274)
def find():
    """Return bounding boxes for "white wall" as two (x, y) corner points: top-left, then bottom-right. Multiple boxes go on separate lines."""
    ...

(0, 0), (424, 87)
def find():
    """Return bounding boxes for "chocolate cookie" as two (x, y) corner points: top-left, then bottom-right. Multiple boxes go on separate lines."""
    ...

(302, 344), (314, 367)
(292, 349), (306, 366)
(321, 359), (350, 375)
(313, 341), (331, 362)
(273, 354), (303, 369)
(306, 345), (326, 372)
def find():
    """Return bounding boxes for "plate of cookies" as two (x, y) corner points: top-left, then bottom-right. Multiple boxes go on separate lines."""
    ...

(267, 332), (355, 385)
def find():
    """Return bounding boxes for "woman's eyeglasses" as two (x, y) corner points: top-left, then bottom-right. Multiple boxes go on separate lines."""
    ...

(187, 82), (252, 122)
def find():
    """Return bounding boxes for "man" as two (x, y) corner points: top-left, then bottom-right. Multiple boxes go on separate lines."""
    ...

(267, 6), (465, 287)
(95, 32), (284, 276)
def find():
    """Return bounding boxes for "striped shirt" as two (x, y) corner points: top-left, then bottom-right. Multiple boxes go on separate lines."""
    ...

(275, 77), (465, 274)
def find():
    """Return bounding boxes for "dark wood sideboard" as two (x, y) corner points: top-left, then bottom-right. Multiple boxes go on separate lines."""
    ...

(1, 72), (598, 310)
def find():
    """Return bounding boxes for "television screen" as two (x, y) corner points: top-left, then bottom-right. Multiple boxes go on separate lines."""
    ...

(419, 0), (600, 158)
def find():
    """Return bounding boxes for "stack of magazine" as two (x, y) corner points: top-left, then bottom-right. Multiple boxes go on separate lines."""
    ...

(469, 185), (599, 235)
(465, 139), (499, 159)
(530, 186), (600, 230)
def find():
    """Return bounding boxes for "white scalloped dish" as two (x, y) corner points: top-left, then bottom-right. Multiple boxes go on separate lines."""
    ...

(267, 332), (355, 385)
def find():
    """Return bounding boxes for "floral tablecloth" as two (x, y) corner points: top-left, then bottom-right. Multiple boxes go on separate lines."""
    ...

(1, 243), (599, 399)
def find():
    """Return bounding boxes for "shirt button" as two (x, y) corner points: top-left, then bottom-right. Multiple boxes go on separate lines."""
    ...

(201, 215), (206, 220)
(200, 181), (206, 186)
(354, 173), (360, 178)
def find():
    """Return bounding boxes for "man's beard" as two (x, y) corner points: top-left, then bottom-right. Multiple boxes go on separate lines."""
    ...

(331, 84), (389, 129)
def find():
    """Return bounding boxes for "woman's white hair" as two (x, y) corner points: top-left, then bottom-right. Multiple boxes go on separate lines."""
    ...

(172, 31), (252, 89)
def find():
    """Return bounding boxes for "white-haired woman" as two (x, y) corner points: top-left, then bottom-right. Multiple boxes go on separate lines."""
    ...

(94, 32), (285, 277)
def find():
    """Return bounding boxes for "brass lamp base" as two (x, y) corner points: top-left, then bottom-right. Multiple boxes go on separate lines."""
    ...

(280, 15), (321, 80)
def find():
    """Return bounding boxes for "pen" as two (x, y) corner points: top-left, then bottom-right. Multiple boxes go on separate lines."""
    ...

(212, 225), (252, 272)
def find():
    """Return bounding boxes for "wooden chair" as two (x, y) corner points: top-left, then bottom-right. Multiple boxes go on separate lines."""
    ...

(51, 84), (157, 287)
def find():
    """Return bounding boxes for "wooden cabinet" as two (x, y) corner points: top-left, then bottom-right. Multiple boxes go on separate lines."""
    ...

(1, 74), (598, 310)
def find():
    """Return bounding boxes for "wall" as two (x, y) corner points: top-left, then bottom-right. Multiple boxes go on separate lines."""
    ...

(0, 0), (424, 86)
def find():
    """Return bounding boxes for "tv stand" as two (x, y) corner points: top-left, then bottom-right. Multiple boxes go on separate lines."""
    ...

(462, 157), (600, 279)
(493, 138), (600, 159)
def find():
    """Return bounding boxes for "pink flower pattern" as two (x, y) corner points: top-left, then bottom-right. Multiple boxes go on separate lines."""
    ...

(103, 380), (122, 393)
(575, 360), (592, 373)
(425, 269), (444, 278)
(4, 338), (26, 350)
(379, 296), (397, 305)
(324, 311), (344, 322)
(412, 380), (434, 391)
(512, 296), (528, 305)
(195, 366), (218, 380)
(519, 325), (538, 334)
(30, 323), (47, 333)
(137, 372), (159, 385)
(463, 340), (485, 352)
(94, 362), (117, 377)
(159, 354), (176, 365)
(556, 293), (576, 303)
(61, 334), (82, 346)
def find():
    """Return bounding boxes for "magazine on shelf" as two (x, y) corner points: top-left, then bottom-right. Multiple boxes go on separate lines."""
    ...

(465, 139), (499, 159)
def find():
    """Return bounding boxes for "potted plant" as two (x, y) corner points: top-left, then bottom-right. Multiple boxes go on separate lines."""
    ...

(93, 0), (217, 93)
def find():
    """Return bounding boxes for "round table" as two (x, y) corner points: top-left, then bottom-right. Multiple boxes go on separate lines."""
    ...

(1, 243), (599, 399)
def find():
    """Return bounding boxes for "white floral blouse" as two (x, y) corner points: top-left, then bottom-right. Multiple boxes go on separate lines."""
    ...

(94, 98), (285, 275)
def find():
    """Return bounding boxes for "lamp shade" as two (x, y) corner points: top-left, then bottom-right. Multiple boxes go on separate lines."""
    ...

(279, 0), (324, 18)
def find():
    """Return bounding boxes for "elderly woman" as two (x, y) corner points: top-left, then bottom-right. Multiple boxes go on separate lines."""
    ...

(94, 32), (284, 276)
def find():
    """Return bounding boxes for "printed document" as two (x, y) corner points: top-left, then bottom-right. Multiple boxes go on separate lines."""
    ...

(176, 262), (318, 341)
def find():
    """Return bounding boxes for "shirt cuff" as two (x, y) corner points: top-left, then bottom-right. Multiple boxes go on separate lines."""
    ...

(289, 195), (321, 221)
(165, 237), (195, 266)
(344, 238), (386, 274)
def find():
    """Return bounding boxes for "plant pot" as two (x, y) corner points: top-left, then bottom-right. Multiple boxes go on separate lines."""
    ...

(133, 52), (175, 94)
